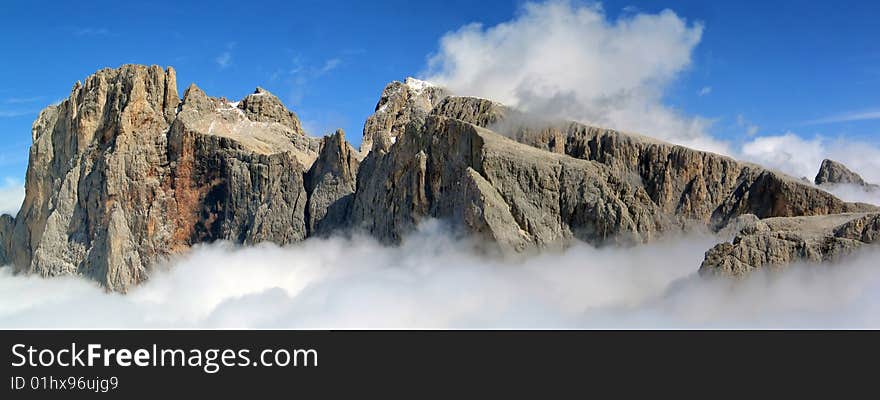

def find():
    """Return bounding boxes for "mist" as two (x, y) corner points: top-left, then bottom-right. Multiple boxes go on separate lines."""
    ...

(1, 221), (878, 329)
(0, 178), (24, 216)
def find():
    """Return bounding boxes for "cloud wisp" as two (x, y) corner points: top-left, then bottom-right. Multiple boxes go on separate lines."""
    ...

(1, 222), (879, 329)
(0, 178), (24, 216)
(806, 109), (880, 125)
(424, 0), (729, 154)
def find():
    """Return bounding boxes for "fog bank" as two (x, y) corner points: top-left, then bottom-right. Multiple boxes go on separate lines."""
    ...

(1, 222), (878, 329)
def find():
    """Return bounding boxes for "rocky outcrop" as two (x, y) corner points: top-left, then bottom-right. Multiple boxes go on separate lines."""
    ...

(6, 65), (320, 291)
(428, 97), (875, 229)
(700, 213), (880, 277)
(814, 159), (879, 190)
(305, 129), (360, 236)
(4, 68), (878, 290)
(360, 78), (448, 153)
(167, 84), (313, 247)
(237, 87), (306, 136)
(351, 116), (667, 251)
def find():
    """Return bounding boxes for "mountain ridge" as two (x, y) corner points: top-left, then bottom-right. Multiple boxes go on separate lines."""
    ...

(0, 64), (877, 291)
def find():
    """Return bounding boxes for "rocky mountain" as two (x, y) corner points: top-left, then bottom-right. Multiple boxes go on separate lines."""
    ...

(0, 64), (877, 290)
(814, 159), (879, 190)
(700, 212), (880, 276)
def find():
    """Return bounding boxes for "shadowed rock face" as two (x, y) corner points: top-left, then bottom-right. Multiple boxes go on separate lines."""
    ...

(814, 159), (879, 190)
(305, 129), (360, 236)
(2, 67), (877, 289)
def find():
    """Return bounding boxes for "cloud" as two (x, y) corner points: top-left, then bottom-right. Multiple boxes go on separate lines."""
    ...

(806, 109), (880, 125)
(0, 178), (24, 216)
(698, 86), (712, 96)
(319, 58), (342, 74)
(424, 0), (729, 154)
(215, 52), (232, 69)
(3, 96), (43, 104)
(74, 28), (110, 36)
(215, 42), (237, 69)
(0, 110), (37, 118)
(736, 114), (759, 136)
(1, 222), (879, 329)
(740, 132), (880, 184)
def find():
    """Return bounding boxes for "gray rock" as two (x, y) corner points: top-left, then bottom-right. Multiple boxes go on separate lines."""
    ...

(7, 65), (318, 291)
(306, 129), (360, 236)
(360, 77), (448, 153)
(700, 213), (880, 276)
(429, 97), (876, 228)
(237, 87), (305, 136)
(814, 158), (879, 190)
(6, 69), (879, 290)
(351, 116), (667, 251)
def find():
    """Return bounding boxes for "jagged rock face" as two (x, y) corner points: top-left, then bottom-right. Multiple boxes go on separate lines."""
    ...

(305, 129), (360, 236)
(6, 65), (319, 291)
(237, 87), (305, 136)
(700, 213), (880, 276)
(429, 99), (875, 227)
(5, 69), (879, 290)
(814, 159), (879, 190)
(351, 116), (667, 251)
(360, 78), (448, 153)
(167, 84), (312, 247)
(8, 65), (181, 290)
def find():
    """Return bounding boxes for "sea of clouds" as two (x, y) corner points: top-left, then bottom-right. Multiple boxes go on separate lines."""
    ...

(1, 222), (878, 329)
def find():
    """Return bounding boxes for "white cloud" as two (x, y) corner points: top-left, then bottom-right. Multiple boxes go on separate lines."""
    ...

(0, 178), (24, 216)
(215, 52), (232, 69)
(698, 86), (712, 96)
(3, 96), (43, 104)
(319, 58), (342, 74)
(736, 114), (759, 136)
(1, 222), (879, 329)
(807, 109), (880, 125)
(424, 0), (729, 154)
(74, 27), (110, 36)
(740, 132), (880, 184)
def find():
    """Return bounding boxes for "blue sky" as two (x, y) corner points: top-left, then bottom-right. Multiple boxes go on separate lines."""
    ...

(1, 0), (879, 184)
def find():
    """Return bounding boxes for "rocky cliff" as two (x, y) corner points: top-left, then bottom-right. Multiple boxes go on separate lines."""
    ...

(700, 212), (880, 276)
(814, 159), (879, 190)
(1, 65), (876, 290)
(2, 65), (320, 291)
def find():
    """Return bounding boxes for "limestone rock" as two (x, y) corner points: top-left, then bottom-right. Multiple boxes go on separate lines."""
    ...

(814, 159), (879, 190)
(360, 77), (448, 153)
(7, 69), (880, 291)
(237, 87), (305, 135)
(168, 84), (311, 247)
(699, 213), (880, 276)
(429, 98), (876, 228)
(7, 65), (318, 291)
(351, 116), (667, 251)
(305, 129), (360, 236)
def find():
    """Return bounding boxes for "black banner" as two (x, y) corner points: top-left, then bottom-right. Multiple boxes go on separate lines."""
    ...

(0, 331), (874, 397)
